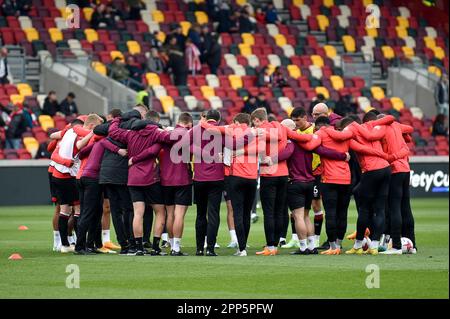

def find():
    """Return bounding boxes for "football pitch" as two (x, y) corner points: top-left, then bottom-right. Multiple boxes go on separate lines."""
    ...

(0, 198), (448, 299)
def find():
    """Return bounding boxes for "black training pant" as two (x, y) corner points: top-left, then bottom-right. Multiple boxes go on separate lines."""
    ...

(353, 167), (391, 242)
(143, 204), (154, 243)
(194, 180), (224, 251)
(320, 183), (351, 243)
(228, 176), (257, 251)
(387, 172), (416, 249)
(105, 184), (134, 247)
(260, 176), (288, 247)
(76, 177), (103, 251)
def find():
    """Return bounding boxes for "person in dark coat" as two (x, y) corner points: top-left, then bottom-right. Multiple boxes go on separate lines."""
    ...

(42, 91), (61, 116)
(206, 37), (221, 75)
(165, 38), (188, 86)
(59, 92), (79, 116)
(6, 105), (31, 149)
(242, 95), (258, 114)
(239, 10), (254, 33)
(199, 24), (213, 64)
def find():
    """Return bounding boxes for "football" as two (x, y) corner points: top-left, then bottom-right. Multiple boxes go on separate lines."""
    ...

(401, 237), (415, 254)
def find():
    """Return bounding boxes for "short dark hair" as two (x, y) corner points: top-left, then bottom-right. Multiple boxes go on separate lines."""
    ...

(178, 112), (193, 125)
(317, 94), (326, 101)
(268, 114), (277, 122)
(314, 116), (330, 128)
(109, 108), (122, 118)
(146, 110), (160, 122)
(48, 90), (56, 95)
(339, 116), (355, 129)
(290, 107), (307, 119)
(71, 119), (84, 126)
(98, 114), (106, 123)
(206, 109), (221, 122)
(348, 114), (362, 124)
(67, 92), (75, 99)
(233, 113), (251, 125)
(363, 111), (378, 123)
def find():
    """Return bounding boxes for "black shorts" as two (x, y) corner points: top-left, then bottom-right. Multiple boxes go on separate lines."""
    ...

(162, 185), (192, 206)
(48, 172), (58, 203)
(128, 183), (164, 205)
(287, 180), (314, 211)
(52, 176), (79, 206)
(313, 175), (321, 200)
(103, 188), (109, 200)
(223, 176), (231, 201)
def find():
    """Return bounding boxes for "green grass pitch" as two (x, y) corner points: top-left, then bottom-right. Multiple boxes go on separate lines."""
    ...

(0, 198), (448, 299)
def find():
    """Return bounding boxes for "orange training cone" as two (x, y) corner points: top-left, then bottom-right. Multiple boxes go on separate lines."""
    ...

(18, 225), (29, 230)
(8, 253), (23, 260)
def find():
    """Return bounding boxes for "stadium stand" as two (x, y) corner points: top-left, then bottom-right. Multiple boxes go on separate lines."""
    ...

(0, 0), (448, 159)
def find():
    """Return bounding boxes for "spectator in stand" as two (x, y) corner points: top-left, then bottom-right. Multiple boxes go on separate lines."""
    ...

(206, 36), (221, 75)
(165, 23), (186, 51)
(1, 0), (31, 16)
(265, 2), (280, 24)
(432, 114), (448, 137)
(217, 1), (232, 33)
(194, 100), (205, 112)
(148, 31), (162, 48)
(239, 9), (254, 33)
(335, 94), (358, 117)
(108, 57), (130, 84)
(59, 92), (79, 117)
(42, 91), (61, 117)
(165, 38), (188, 86)
(5, 104), (31, 150)
(309, 93), (327, 115)
(272, 66), (287, 87)
(255, 7), (266, 24)
(0, 47), (10, 84)
(188, 23), (202, 50)
(146, 48), (165, 74)
(256, 92), (273, 115)
(229, 11), (240, 33)
(185, 38), (202, 76)
(242, 95), (258, 114)
(125, 55), (145, 90)
(435, 73), (449, 116)
(257, 66), (272, 87)
(127, 0), (145, 20)
(91, 3), (116, 29)
(199, 24), (213, 64)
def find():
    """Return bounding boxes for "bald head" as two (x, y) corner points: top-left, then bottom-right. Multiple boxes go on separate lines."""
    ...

(312, 103), (329, 120)
(281, 119), (296, 131)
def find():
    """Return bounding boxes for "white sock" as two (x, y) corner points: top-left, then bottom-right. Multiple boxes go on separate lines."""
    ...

(279, 237), (286, 243)
(72, 231), (77, 242)
(354, 239), (363, 249)
(299, 239), (307, 251)
(169, 238), (174, 248)
(307, 236), (315, 250)
(268, 245), (275, 250)
(173, 238), (181, 252)
(68, 236), (74, 244)
(162, 233), (168, 241)
(53, 231), (60, 246)
(336, 238), (342, 248)
(292, 233), (299, 241)
(229, 230), (238, 243)
(315, 235), (320, 242)
(370, 240), (379, 249)
(330, 241), (337, 250)
(102, 229), (110, 243)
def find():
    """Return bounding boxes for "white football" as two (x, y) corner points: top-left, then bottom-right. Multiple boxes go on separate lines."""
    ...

(401, 237), (414, 254)
(362, 237), (372, 251)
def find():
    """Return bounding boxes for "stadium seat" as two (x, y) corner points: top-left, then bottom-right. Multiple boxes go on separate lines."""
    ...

(38, 115), (55, 131)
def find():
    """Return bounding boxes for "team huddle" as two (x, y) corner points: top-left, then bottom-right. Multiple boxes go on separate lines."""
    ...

(47, 102), (417, 257)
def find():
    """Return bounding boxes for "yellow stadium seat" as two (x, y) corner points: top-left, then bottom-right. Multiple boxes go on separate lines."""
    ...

(156, 31), (166, 43)
(146, 73), (160, 86)
(238, 44), (252, 57)
(24, 28), (39, 42)
(402, 46), (414, 58)
(432, 47), (445, 60)
(363, 0), (373, 6)
(83, 7), (94, 21)
(17, 83), (32, 93)
(160, 96), (174, 113)
(370, 86), (385, 101)
(390, 97), (404, 111)
(293, 0), (304, 6)
(323, 0), (334, 8)
(317, 15), (329, 32)
(92, 62), (107, 76)
(228, 75), (243, 89)
(311, 55), (324, 67)
(9, 94), (24, 105)
(110, 50), (124, 61)
(366, 27), (378, 37)
(84, 28), (98, 43)
(194, 0), (205, 3)
(382, 46), (395, 59)
(127, 41), (141, 55)
(49, 28), (63, 43)
(285, 105), (294, 117)
(180, 21), (191, 36)
(287, 65), (301, 79)
(236, 0), (247, 5)
(342, 35), (355, 52)
(38, 115), (55, 131)
(428, 66), (442, 78)
(274, 34), (287, 47)
(395, 26), (407, 38)
(424, 36), (436, 49)
(242, 33), (255, 45)
(396, 16), (409, 28)
(23, 137), (39, 156)
(19, 88), (33, 98)
(151, 10), (164, 23)
(324, 45), (337, 58)
(330, 75), (344, 90)
(200, 86), (215, 99)
(195, 11), (209, 24)
(315, 87), (330, 99)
